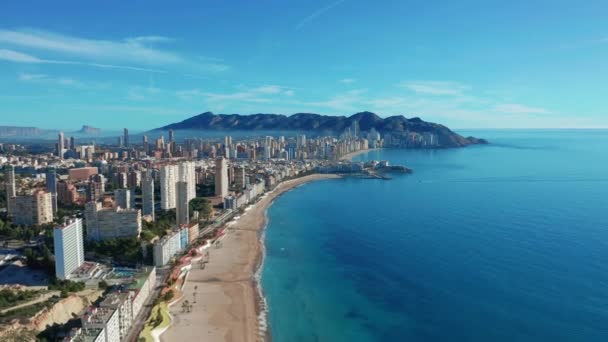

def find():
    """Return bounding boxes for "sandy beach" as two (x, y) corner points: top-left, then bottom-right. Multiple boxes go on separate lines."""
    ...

(340, 148), (380, 160)
(161, 173), (340, 342)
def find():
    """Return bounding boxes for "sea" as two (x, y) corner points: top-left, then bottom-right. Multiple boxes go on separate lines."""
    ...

(261, 129), (608, 341)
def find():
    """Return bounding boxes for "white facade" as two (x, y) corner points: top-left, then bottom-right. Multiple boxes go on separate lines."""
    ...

(153, 230), (182, 267)
(161, 162), (195, 210)
(160, 164), (177, 210)
(54, 218), (85, 280)
(215, 157), (228, 198)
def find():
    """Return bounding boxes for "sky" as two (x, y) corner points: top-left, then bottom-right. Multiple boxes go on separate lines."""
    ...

(1, 0), (607, 130)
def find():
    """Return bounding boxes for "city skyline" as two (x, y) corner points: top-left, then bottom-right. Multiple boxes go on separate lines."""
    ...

(1, 1), (608, 129)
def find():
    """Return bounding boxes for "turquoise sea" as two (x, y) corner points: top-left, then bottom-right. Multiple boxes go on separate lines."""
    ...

(261, 130), (608, 341)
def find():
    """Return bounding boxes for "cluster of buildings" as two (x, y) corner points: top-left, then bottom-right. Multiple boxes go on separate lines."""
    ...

(64, 267), (157, 342)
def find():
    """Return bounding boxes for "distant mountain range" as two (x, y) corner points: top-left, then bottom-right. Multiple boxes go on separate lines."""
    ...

(0, 125), (101, 138)
(0, 126), (44, 137)
(76, 125), (101, 135)
(155, 111), (487, 147)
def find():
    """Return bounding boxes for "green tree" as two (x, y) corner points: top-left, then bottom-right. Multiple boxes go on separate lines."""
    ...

(189, 198), (212, 222)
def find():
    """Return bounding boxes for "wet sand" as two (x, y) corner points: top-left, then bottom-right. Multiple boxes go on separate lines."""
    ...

(161, 174), (340, 342)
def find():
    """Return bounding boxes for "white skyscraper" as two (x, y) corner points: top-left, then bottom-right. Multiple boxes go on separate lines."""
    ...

(215, 157), (228, 198)
(178, 161), (196, 202)
(176, 181), (189, 227)
(57, 132), (65, 159)
(160, 164), (177, 210)
(160, 162), (195, 210)
(54, 218), (84, 280)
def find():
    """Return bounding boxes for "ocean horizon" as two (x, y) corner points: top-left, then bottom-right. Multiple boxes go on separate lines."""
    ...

(261, 129), (608, 341)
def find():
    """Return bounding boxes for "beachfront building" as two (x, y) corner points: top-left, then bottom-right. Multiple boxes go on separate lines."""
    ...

(99, 292), (134, 341)
(84, 202), (141, 241)
(129, 267), (157, 319)
(79, 306), (121, 342)
(153, 227), (190, 267)
(153, 229), (182, 267)
(54, 218), (85, 280)
(215, 157), (228, 198)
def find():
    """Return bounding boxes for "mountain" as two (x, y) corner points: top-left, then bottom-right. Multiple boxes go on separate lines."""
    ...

(0, 126), (44, 137)
(75, 125), (101, 135)
(155, 111), (487, 148)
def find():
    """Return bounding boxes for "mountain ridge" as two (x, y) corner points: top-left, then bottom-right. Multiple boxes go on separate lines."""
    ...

(154, 111), (487, 148)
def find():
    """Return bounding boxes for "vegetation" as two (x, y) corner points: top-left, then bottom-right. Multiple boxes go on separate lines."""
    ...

(189, 197), (212, 222)
(48, 279), (85, 293)
(23, 245), (55, 276)
(0, 297), (58, 324)
(56, 203), (84, 222)
(139, 302), (171, 342)
(141, 209), (175, 240)
(86, 237), (144, 266)
(0, 288), (44, 310)
(98, 280), (109, 290)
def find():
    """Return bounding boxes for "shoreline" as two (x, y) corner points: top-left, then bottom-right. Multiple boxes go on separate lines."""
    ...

(339, 148), (380, 161)
(161, 173), (340, 342)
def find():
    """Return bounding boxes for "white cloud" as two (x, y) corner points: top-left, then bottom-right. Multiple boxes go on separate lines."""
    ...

(0, 48), (44, 63)
(339, 78), (356, 84)
(296, 0), (347, 30)
(177, 85), (294, 103)
(495, 103), (549, 114)
(0, 48), (166, 73)
(0, 29), (180, 64)
(401, 80), (470, 95)
(18, 72), (80, 86)
(0, 29), (230, 72)
(18, 73), (47, 81)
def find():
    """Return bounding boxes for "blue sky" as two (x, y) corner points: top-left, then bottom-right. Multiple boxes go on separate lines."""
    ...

(1, 0), (607, 130)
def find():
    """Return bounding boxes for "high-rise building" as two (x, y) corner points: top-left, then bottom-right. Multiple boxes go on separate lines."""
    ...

(168, 129), (175, 143)
(87, 174), (106, 201)
(5, 166), (16, 215)
(142, 135), (149, 156)
(53, 218), (84, 280)
(234, 166), (246, 190)
(176, 181), (189, 227)
(57, 132), (65, 159)
(57, 181), (79, 205)
(351, 120), (360, 138)
(115, 189), (134, 209)
(46, 168), (58, 214)
(142, 174), (155, 221)
(160, 164), (177, 210)
(84, 202), (141, 241)
(69, 136), (76, 150)
(160, 162), (195, 210)
(215, 157), (228, 198)
(178, 161), (196, 202)
(123, 128), (129, 148)
(12, 190), (53, 226)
